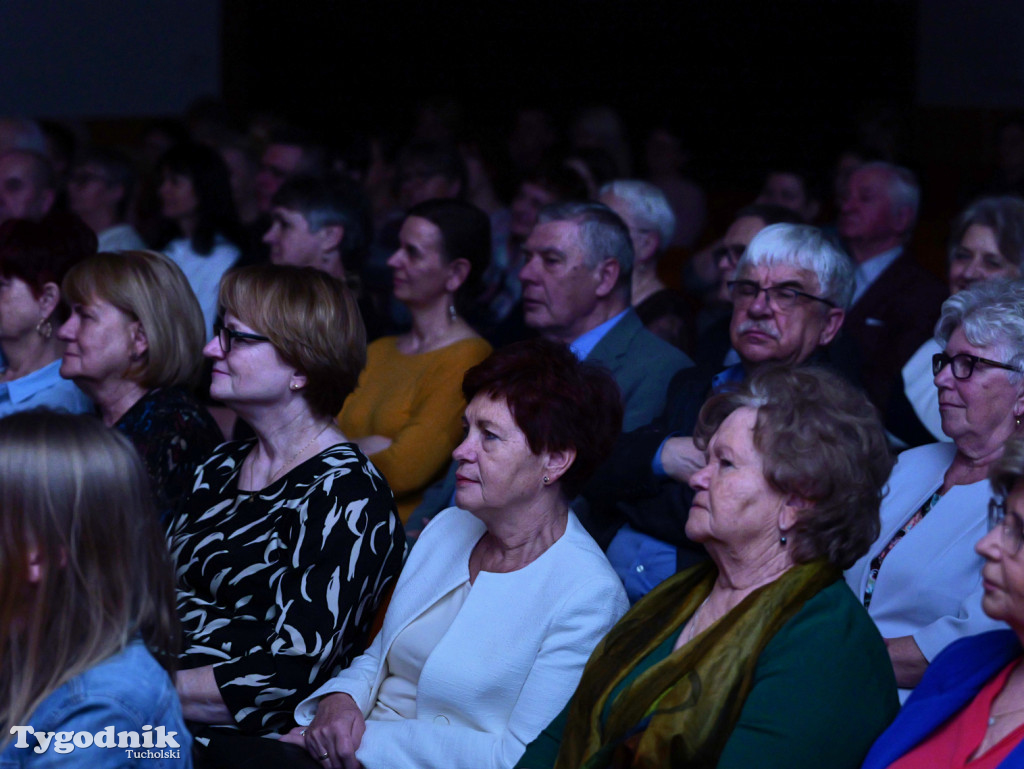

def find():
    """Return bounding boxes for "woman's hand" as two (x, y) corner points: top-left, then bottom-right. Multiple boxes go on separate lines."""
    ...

(356, 435), (393, 456)
(660, 436), (706, 483)
(885, 635), (929, 688)
(174, 666), (233, 724)
(281, 693), (366, 769)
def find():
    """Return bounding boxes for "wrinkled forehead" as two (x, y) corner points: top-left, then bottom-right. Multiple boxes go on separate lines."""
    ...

(736, 261), (821, 292)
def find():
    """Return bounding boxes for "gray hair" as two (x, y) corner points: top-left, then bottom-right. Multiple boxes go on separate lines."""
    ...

(737, 223), (855, 309)
(991, 435), (1024, 499)
(858, 161), (920, 235)
(936, 278), (1024, 383)
(949, 196), (1024, 267)
(537, 200), (634, 287)
(598, 179), (676, 249)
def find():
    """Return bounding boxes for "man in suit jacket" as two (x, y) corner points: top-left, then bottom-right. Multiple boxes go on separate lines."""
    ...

(581, 223), (856, 600)
(407, 201), (692, 538)
(838, 162), (946, 413)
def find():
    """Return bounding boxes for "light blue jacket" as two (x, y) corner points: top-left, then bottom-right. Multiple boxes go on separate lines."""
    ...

(1, 640), (191, 767)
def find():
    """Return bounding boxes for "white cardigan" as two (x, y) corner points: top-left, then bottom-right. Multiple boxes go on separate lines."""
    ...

(845, 443), (1005, 688)
(295, 506), (628, 769)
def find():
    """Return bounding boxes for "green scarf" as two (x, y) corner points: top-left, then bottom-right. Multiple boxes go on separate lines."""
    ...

(553, 560), (840, 769)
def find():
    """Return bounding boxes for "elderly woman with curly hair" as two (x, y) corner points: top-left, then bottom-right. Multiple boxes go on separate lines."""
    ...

(286, 339), (629, 769)
(518, 366), (899, 769)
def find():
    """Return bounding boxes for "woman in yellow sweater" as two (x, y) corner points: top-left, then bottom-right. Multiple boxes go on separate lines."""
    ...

(340, 199), (492, 521)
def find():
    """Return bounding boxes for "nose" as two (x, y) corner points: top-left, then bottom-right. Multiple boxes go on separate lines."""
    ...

(976, 525), (1003, 560)
(933, 354), (955, 387)
(746, 287), (772, 316)
(203, 336), (224, 359)
(519, 254), (540, 284)
(962, 256), (985, 283)
(386, 248), (403, 269)
(56, 315), (76, 341)
(689, 461), (711, 492)
(262, 222), (279, 245)
(451, 433), (474, 463)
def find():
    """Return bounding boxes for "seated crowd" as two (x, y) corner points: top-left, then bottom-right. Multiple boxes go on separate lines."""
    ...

(2, 104), (1024, 769)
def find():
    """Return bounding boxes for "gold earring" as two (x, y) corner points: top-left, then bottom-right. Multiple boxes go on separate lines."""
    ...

(36, 318), (52, 339)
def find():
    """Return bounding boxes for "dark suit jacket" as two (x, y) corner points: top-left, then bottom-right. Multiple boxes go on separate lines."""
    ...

(844, 251), (946, 414)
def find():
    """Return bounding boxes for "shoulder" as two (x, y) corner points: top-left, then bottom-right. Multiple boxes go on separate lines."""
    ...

(434, 336), (493, 367)
(890, 442), (957, 477)
(606, 311), (692, 364)
(536, 513), (628, 606)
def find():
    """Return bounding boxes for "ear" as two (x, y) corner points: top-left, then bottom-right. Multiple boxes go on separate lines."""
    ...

(445, 258), (471, 294)
(817, 308), (845, 347)
(1013, 383), (1024, 425)
(289, 371), (308, 393)
(892, 204), (913, 239)
(37, 281), (60, 318)
(130, 321), (149, 360)
(317, 224), (344, 255)
(779, 493), (812, 533)
(593, 258), (621, 299)
(636, 231), (660, 265)
(542, 446), (577, 485)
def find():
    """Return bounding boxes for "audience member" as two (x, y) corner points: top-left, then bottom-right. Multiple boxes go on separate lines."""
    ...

(287, 340), (628, 769)
(0, 150), (56, 225)
(0, 214), (96, 416)
(216, 134), (262, 227)
(253, 127), (328, 215)
(889, 196), (1024, 447)
(157, 142), (244, 337)
(67, 147), (147, 251)
(338, 199), (493, 522)
(583, 224), (852, 600)
(518, 367), (898, 769)
(59, 250), (222, 526)
(838, 161), (946, 413)
(0, 411), (190, 768)
(599, 179), (691, 350)
(863, 435), (1024, 768)
(846, 279), (1024, 700)
(755, 166), (822, 222)
(394, 140), (467, 210)
(642, 123), (706, 249)
(169, 265), (404, 759)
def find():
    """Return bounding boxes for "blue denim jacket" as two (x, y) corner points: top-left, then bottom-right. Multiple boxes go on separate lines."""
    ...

(1, 639), (191, 767)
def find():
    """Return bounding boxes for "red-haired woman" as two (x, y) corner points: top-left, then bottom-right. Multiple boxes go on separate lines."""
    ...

(285, 339), (629, 769)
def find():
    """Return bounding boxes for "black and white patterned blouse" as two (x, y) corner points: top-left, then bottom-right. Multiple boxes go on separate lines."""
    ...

(168, 440), (405, 736)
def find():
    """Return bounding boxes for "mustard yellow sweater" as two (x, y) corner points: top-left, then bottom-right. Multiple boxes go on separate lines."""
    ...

(338, 335), (492, 522)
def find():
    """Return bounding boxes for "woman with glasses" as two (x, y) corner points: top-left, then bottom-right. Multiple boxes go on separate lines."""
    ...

(168, 264), (404, 764)
(847, 279), (1024, 702)
(58, 250), (222, 526)
(889, 196), (1024, 447)
(862, 436), (1024, 768)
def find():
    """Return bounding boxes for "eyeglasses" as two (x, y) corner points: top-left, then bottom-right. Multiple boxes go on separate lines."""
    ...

(989, 497), (1024, 555)
(727, 280), (836, 311)
(713, 244), (746, 268)
(932, 352), (1018, 380)
(214, 321), (270, 353)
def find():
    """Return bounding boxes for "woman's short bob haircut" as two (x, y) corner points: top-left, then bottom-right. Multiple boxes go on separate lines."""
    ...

(694, 366), (892, 570)
(991, 435), (1024, 500)
(0, 213), (97, 323)
(219, 264), (366, 417)
(949, 196), (1024, 269)
(461, 338), (623, 500)
(0, 411), (178, 733)
(62, 250), (205, 390)
(936, 278), (1024, 385)
(404, 199), (491, 312)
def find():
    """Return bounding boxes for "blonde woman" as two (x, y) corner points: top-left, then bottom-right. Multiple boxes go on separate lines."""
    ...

(0, 411), (188, 767)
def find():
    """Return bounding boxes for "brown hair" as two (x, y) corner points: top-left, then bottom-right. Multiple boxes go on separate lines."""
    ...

(0, 411), (179, 740)
(62, 250), (205, 389)
(219, 264), (366, 417)
(694, 366), (892, 570)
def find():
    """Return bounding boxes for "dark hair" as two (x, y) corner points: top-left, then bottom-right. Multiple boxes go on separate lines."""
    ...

(74, 147), (138, 220)
(0, 212), (97, 323)
(734, 203), (806, 228)
(396, 140), (468, 197)
(694, 366), (892, 570)
(157, 142), (242, 255)
(265, 126), (328, 177)
(522, 160), (591, 202)
(462, 339), (623, 499)
(405, 198), (491, 311)
(273, 174), (372, 279)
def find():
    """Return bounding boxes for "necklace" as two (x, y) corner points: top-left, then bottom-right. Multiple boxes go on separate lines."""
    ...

(989, 704), (1024, 726)
(242, 423), (331, 498)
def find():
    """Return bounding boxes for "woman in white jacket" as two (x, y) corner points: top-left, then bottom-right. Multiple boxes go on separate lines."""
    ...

(284, 339), (629, 769)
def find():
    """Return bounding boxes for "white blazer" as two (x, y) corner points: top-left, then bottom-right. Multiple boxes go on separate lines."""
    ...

(295, 506), (628, 769)
(845, 443), (1005, 691)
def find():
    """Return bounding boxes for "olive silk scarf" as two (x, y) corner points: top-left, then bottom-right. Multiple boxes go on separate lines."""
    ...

(552, 559), (840, 769)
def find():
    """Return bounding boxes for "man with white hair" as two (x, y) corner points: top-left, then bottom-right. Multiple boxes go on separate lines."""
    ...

(599, 180), (689, 348)
(582, 223), (856, 601)
(838, 161), (945, 412)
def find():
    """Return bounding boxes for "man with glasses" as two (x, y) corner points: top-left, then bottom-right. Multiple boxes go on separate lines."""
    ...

(581, 223), (856, 601)
(67, 148), (146, 251)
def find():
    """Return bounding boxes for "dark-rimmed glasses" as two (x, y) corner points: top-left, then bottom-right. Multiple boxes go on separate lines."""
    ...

(932, 352), (1018, 380)
(214, 321), (270, 353)
(727, 280), (836, 311)
(989, 496), (1024, 555)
